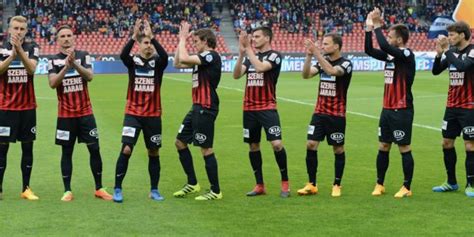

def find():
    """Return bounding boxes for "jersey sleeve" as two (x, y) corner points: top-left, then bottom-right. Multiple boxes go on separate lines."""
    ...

(28, 43), (40, 61)
(264, 52), (282, 70)
(47, 56), (59, 75)
(243, 57), (251, 73)
(82, 51), (92, 69)
(198, 51), (218, 67)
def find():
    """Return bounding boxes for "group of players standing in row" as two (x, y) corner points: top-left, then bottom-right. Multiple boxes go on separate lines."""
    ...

(0, 8), (473, 202)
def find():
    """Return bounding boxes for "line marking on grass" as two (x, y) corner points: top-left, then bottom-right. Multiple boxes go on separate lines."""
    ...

(165, 76), (441, 132)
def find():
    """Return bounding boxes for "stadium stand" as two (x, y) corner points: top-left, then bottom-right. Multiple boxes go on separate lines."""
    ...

(16, 0), (229, 55)
(230, 0), (460, 53)
(0, 2), (3, 45)
(11, 0), (468, 54)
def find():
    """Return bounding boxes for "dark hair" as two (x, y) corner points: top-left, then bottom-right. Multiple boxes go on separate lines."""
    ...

(56, 25), (73, 36)
(389, 24), (410, 44)
(252, 26), (273, 42)
(447, 21), (471, 41)
(193, 28), (217, 49)
(323, 33), (343, 50)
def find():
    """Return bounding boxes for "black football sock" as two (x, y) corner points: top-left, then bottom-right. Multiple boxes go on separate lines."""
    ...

(466, 151), (474, 186)
(178, 148), (197, 185)
(334, 152), (345, 186)
(0, 144), (9, 192)
(148, 155), (160, 190)
(306, 149), (318, 185)
(274, 148), (288, 181)
(249, 150), (263, 184)
(204, 153), (220, 193)
(114, 146), (132, 189)
(61, 145), (74, 192)
(21, 142), (34, 192)
(87, 143), (103, 190)
(443, 148), (457, 185)
(376, 150), (389, 185)
(401, 151), (414, 190)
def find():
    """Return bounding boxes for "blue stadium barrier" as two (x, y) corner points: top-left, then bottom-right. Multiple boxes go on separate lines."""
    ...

(35, 53), (438, 75)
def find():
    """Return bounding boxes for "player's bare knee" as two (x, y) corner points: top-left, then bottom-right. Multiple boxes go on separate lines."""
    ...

(271, 140), (283, 151)
(398, 144), (411, 153)
(306, 140), (318, 151)
(148, 148), (159, 156)
(333, 145), (344, 154)
(249, 143), (260, 152)
(442, 139), (455, 149)
(379, 142), (391, 151)
(122, 145), (132, 156)
(175, 139), (187, 150)
(464, 141), (474, 151)
(201, 147), (213, 156)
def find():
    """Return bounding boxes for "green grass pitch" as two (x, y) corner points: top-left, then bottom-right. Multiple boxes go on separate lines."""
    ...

(0, 71), (472, 236)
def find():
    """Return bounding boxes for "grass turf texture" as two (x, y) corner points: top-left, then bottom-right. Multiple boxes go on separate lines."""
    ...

(0, 71), (472, 236)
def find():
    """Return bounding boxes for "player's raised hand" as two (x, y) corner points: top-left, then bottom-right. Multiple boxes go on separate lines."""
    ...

(371, 8), (382, 25)
(132, 19), (142, 40)
(436, 35), (449, 55)
(179, 22), (191, 40)
(305, 39), (319, 55)
(143, 20), (153, 38)
(366, 11), (374, 27)
(10, 34), (21, 49)
(239, 30), (249, 51)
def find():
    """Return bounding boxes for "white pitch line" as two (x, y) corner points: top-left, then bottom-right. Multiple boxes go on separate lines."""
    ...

(164, 76), (441, 132)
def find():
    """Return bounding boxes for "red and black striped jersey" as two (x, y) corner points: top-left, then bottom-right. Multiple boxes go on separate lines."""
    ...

(433, 44), (474, 109)
(314, 56), (353, 117)
(120, 38), (168, 117)
(0, 41), (39, 111)
(242, 50), (282, 111)
(191, 50), (221, 110)
(365, 28), (416, 109)
(48, 50), (93, 118)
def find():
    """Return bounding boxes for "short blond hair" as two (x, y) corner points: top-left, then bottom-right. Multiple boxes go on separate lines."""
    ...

(10, 16), (27, 25)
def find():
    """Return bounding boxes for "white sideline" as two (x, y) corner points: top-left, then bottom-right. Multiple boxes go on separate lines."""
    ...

(165, 76), (441, 132)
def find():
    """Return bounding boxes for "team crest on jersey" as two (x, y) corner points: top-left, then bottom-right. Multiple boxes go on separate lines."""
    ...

(403, 49), (410, 57)
(205, 54), (213, 63)
(149, 60), (155, 68)
(150, 134), (162, 145)
(133, 56), (145, 66)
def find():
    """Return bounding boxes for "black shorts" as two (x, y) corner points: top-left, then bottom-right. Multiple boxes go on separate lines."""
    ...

(379, 108), (414, 145)
(176, 105), (217, 148)
(56, 115), (99, 146)
(442, 107), (474, 140)
(0, 109), (36, 143)
(243, 110), (282, 143)
(307, 113), (346, 145)
(121, 114), (162, 149)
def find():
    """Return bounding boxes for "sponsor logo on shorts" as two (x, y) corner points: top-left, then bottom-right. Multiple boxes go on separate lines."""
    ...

(150, 134), (162, 145)
(378, 127), (381, 136)
(89, 128), (98, 138)
(31, 126), (36, 134)
(268, 126), (281, 137)
(56, 130), (70, 141)
(463, 126), (474, 137)
(122, 126), (136, 138)
(393, 130), (405, 141)
(0, 126), (11, 137)
(178, 124), (185, 133)
(308, 125), (315, 135)
(330, 133), (344, 143)
(243, 129), (250, 138)
(195, 133), (207, 144)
